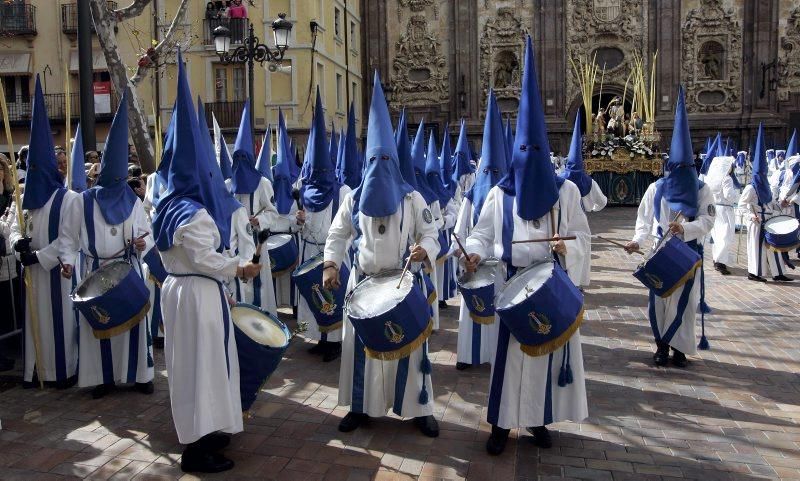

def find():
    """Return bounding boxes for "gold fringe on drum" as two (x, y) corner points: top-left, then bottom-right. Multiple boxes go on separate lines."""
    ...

(271, 260), (300, 278)
(470, 313), (495, 325)
(364, 319), (434, 361)
(91, 301), (152, 340)
(766, 242), (800, 253)
(519, 309), (584, 357)
(318, 320), (343, 333)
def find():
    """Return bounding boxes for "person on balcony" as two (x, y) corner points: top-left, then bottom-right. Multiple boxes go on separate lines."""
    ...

(227, 0), (248, 19)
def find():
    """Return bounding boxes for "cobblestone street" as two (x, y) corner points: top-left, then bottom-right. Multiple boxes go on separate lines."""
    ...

(1, 207), (798, 480)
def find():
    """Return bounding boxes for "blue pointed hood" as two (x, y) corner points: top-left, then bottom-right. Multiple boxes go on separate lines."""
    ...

(439, 125), (455, 200)
(426, 131), (450, 206)
(230, 100), (261, 194)
(736, 150), (747, 169)
(558, 112), (592, 196)
(255, 127), (273, 182)
(23, 76), (64, 210)
(504, 117), (514, 165)
(92, 88), (138, 225)
(288, 138), (300, 183)
(69, 123), (87, 192)
(663, 86), (700, 218)
(355, 71), (414, 217)
(335, 128), (345, 181)
(153, 51), (239, 252)
(466, 89), (507, 223)
(395, 109), (416, 188)
(410, 120), (437, 205)
(154, 106), (177, 208)
(751, 123), (772, 205)
(272, 109), (295, 215)
(786, 129), (798, 157)
(196, 96), (216, 171)
(302, 88), (338, 212)
(700, 134), (720, 176)
(452, 119), (473, 181)
(339, 102), (361, 189)
(217, 131), (233, 180)
(497, 36), (560, 221)
(329, 121), (339, 168)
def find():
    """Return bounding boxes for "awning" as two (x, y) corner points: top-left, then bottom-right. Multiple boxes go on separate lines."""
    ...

(69, 50), (108, 72)
(0, 53), (32, 75)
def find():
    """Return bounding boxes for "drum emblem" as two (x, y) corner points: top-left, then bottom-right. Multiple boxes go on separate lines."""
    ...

(90, 306), (111, 325)
(644, 272), (663, 290)
(311, 283), (337, 315)
(269, 256), (276, 270)
(471, 294), (486, 313)
(384, 321), (405, 344)
(528, 312), (552, 335)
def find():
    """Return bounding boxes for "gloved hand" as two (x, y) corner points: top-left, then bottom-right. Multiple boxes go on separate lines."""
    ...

(14, 237), (31, 253)
(20, 251), (39, 266)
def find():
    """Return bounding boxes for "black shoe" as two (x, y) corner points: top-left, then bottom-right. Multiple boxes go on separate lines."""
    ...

(54, 375), (78, 390)
(748, 273), (767, 282)
(773, 275), (794, 282)
(322, 342), (342, 363)
(152, 337), (165, 349)
(455, 362), (471, 371)
(307, 341), (326, 355)
(91, 383), (115, 399)
(197, 432), (231, 452)
(0, 356), (15, 372)
(671, 349), (688, 368)
(413, 415), (439, 438)
(180, 448), (234, 473)
(135, 381), (154, 394)
(653, 342), (669, 367)
(485, 425), (510, 455)
(714, 263), (731, 275)
(338, 412), (368, 432)
(526, 425), (553, 449)
(438, 301), (449, 310)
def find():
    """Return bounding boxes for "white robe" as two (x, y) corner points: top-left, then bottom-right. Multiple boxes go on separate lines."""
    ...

(738, 185), (789, 278)
(142, 176), (165, 340)
(633, 182), (715, 356)
(466, 181), (590, 429)
(297, 185), (351, 343)
(324, 191), (440, 418)
(226, 177), (280, 315)
(706, 159), (739, 265)
(75, 196), (155, 387)
(226, 206), (256, 303)
(160, 209), (243, 444)
(272, 205), (300, 308)
(452, 196), (498, 366)
(435, 196), (459, 305)
(575, 179), (607, 287)
(9, 190), (81, 382)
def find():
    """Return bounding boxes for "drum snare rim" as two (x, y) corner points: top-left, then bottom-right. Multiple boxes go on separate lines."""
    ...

(231, 303), (291, 349)
(71, 260), (133, 300)
(494, 261), (555, 311)
(344, 268), (412, 320)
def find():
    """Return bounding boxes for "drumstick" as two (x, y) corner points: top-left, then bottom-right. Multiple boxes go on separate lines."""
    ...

(106, 233), (150, 261)
(511, 236), (577, 244)
(451, 232), (469, 257)
(653, 210), (683, 252)
(595, 235), (644, 255)
(56, 256), (67, 270)
(396, 252), (414, 289)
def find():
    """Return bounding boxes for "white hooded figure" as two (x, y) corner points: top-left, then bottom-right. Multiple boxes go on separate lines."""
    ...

(705, 156), (739, 273)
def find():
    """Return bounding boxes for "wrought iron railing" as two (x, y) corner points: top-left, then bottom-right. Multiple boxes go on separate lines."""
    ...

(202, 17), (248, 47)
(0, 4), (37, 36)
(204, 100), (246, 129)
(0, 92), (119, 126)
(61, 2), (117, 34)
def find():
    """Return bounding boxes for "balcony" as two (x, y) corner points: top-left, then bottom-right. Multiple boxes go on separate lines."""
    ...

(61, 2), (117, 35)
(0, 4), (37, 36)
(203, 18), (248, 48)
(0, 92), (119, 127)
(204, 100), (245, 129)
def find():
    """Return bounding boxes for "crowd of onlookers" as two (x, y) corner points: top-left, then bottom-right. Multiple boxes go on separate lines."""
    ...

(205, 0), (249, 20)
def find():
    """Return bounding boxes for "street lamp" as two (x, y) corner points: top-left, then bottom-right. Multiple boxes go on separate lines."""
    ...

(213, 13), (293, 138)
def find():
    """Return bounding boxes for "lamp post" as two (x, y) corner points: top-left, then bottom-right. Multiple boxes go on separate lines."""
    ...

(213, 13), (293, 140)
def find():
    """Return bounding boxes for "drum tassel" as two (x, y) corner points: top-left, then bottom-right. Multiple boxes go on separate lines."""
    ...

(418, 343), (432, 405)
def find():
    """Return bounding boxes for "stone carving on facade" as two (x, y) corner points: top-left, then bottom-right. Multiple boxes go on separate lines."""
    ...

(779, 6), (800, 100)
(390, 15), (449, 108)
(565, 0), (645, 106)
(479, 7), (527, 111)
(397, 0), (437, 21)
(681, 0), (742, 113)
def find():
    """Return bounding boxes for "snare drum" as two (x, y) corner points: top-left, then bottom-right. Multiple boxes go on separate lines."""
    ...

(495, 262), (584, 357)
(457, 258), (498, 324)
(231, 303), (290, 412)
(633, 236), (702, 298)
(72, 260), (151, 339)
(265, 233), (299, 277)
(764, 215), (800, 252)
(291, 253), (350, 332)
(345, 269), (432, 360)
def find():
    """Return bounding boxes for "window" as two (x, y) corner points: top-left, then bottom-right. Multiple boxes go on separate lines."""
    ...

(214, 64), (246, 101)
(316, 63), (325, 95)
(334, 8), (341, 37)
(351, 81), (357, 111)
(350, 21), (356, 46)
(336, 73), (343, 111)
(2, 75), (29, 103)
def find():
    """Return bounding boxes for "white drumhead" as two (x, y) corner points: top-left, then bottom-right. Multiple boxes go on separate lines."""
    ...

(266, 233), (293, 250)
(458, 259), (497, 289)
(495, 262), (553, 310)
(294, 252), (324, 276)
(346, 270), (413, 318)
(231, 307), (287, 347)
(765, 216), (799, 235)
(73, 261), (131, 300)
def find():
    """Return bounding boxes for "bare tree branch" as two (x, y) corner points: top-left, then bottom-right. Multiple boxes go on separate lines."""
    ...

(113, 0), (152, 21)
(129, 0), (191, 86)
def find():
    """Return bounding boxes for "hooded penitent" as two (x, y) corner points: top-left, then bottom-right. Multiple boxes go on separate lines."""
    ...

(751, 123), (772, 205)
(153, 52), (239, 252)
(339, 102), (362, 190)
(69, 123), (88, 192)
(272, 109), (295, 215)
(395, 109), (416, 189)
(452, 119), (473, 182)
(426, 131), (450, 207)
(439, 125), (455, 201)
(23, 75), (64, 210)
(496, 36), (560, 221)
(786, 129), (798, 158)
(230, 100), (261, 195)
(699, 134), (720, 176)
(466, 89), (507, 224)
(410, 120), (437, 206)
(255, 127), (273, 183)
(354, 71), (414, 218)
(302, 88), (339, 213)
(91, 88), (138, 225)
(558, 112), (593, 197)
(212, 113), (233, 181)
(661, 86), (700, 218)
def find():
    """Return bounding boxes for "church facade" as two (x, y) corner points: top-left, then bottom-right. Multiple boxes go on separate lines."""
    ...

(360, 0), (800, 154)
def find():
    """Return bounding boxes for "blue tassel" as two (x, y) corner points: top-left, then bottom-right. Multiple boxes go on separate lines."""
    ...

(698, 335), (710, 350)
(418, 384), (429, 404)
(557, 367), (567, 387)
(700, 300), (712, 314)
(420, 352), (432, 375)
